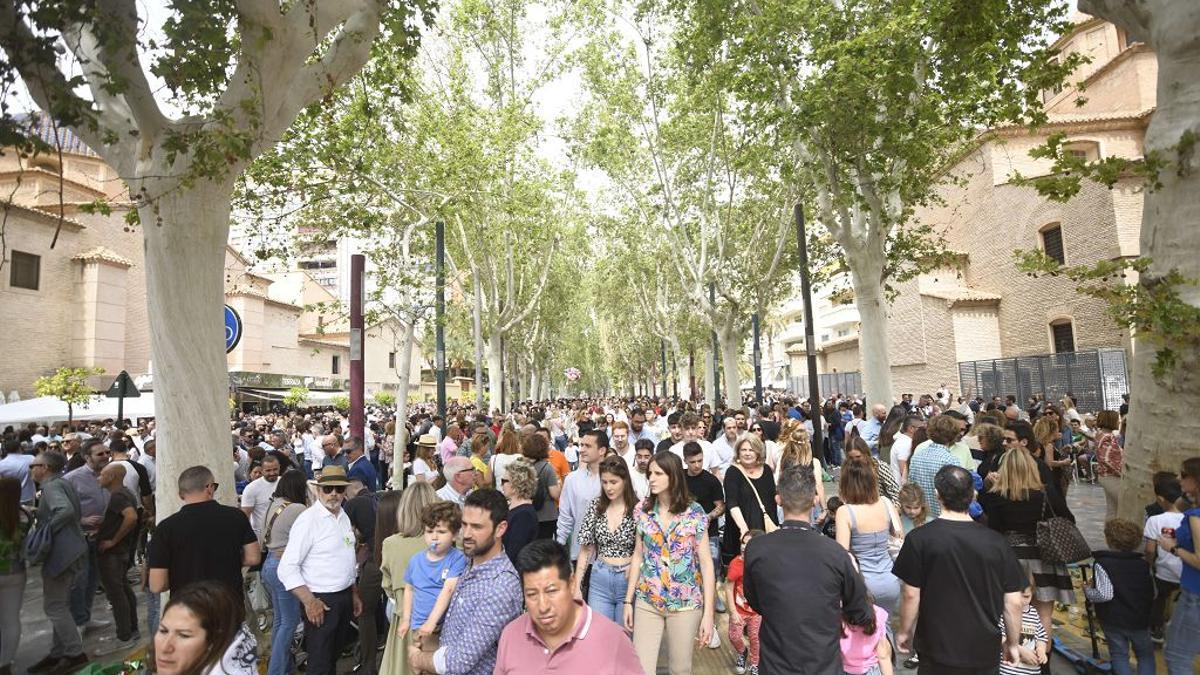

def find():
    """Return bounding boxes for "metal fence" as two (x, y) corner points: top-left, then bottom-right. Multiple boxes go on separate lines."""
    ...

(787, 371), (863, 399)
(957, 349), (1128, 414)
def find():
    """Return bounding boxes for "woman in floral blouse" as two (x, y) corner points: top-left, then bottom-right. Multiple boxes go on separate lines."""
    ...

(573, 456), (638, 624)
(623, 451), (716, 675)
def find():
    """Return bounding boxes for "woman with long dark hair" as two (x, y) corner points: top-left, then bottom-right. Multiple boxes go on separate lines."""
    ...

(574, 456), (637, 623)
(260, 470), (309, 675)
(624, 451), (716, 675)
(835, 459), (902, 614)
(154, 580), (256, 674)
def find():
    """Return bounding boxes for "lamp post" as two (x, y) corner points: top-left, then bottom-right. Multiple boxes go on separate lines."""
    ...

(794, 204), (823, 452)
(435, 220), (447, 419)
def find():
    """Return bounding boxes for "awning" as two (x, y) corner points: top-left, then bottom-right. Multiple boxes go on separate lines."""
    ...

(0, 394), (156, 425)
(240, 389), (348, 405)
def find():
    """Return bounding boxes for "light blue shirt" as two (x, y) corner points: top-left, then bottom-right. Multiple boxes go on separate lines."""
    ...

(0, 452), (34, 503)
(861, 417), (883, 452)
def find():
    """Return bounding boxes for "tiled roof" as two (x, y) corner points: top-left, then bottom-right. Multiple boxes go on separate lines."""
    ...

(14, 112), (99, 157)
(0, 201), (86, 230)
(72, 246), (133, 268)
(921, 287), (1002, 306)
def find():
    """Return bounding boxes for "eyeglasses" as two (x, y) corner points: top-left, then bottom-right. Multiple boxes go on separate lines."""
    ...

(29, 463), (46, 469)
(206, 482), (220, 491)
(320, 485), (347, 494)
(750, 427), (763, 433)
(501, 478), (510, 485)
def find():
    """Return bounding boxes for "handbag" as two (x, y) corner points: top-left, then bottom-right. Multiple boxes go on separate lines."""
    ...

(1036, 492), (1091, 565)
(730, 464), (778, 533)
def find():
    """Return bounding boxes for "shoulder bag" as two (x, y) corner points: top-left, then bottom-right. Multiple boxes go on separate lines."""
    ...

(1036, 491), (1091, 565)
(729, 464), (778, 533)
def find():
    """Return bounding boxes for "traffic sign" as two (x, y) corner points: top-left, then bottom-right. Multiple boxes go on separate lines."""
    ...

(225, 305), (243, 354)
(105, 370), (141, 398)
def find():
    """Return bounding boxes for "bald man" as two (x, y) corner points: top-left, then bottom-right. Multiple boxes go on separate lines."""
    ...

(96, 463), (140, 651)
(861, 404), (888, 455)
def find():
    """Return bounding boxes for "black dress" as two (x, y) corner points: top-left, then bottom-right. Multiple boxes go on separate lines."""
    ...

(722, 464), (779, 559)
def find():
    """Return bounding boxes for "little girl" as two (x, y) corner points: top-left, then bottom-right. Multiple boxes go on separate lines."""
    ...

(840, 592), (893, 675)
(897, 483), (928, 534)
(399, 501), (468, 656)
(726, 529), (765, 675)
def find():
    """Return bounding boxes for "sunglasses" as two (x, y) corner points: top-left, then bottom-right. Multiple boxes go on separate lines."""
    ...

(206, 482), (220, 491)
(320, 485), (347, 494)
(30, 463), (46, 469)
(751, 427), (763, 432)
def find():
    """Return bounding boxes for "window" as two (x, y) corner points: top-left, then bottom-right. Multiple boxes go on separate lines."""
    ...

(388, 351), (396, 368)
(1041, 224), (1065, 265)
(1063, 140), (1100, 162)
(1051, 320), (1075, 353)
(837, 329), (849, 338)
(9, 251), (40, 290)
(331, 355), (341, 374)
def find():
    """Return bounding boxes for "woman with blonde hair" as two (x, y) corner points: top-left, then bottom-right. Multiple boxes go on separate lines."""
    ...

(1033, 414), (1071, 497)
(724, 434), (781, 562)
(379, 483), (437, 675)
(980, 446), (1075, 650)
(775, 422), (825, 517)
(501, 458), (539, 565)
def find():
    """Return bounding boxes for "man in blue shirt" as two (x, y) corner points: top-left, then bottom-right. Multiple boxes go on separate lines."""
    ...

(860, 404), (887, 455)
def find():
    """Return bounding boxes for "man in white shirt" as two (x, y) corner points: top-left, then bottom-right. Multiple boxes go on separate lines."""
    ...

(240, 455), (281, 536)
(555, 430), (604, 561)
(436, 456), (475, 507)
(889, 415), (922, 483)
(279, 466), (361, 675)
(708, 417), (740, 479)
(138, 439), (157, 492)
(669, 412), (719, 475)
(630, 441), (652, 500)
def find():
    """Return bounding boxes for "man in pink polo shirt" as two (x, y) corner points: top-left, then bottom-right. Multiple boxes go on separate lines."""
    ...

(494, 540), (641, 674)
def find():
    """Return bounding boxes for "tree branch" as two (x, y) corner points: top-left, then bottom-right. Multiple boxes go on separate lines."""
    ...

(93, 0), (168, 137)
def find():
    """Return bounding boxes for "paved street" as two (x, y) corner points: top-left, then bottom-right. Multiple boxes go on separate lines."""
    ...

(5, 483), (1148, 674)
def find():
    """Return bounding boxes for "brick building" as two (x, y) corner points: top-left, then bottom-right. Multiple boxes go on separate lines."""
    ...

(784, 15), (1149, 402)
(0, 115), (443, 408)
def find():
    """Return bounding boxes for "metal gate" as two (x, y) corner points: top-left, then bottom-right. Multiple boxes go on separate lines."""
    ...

(957, 349), (1128, 414)
(787, 371), (862, 400)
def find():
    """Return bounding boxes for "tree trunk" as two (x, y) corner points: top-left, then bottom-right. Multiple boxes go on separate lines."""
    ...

(716, 319), (744, 406)
(142, 178), (235, 519)
(472, 276), (486, 410)
(487, 331), (502, 412)
(848, 249), (894, 408)
(389, 319), (417, 488)
(1080, 0), (1200, 519)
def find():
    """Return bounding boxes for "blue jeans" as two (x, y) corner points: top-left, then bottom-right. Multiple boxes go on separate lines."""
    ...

(263, 553), (302, 675)
(303, 459), (314, 480)
(69, 538), (99, 625)
(587, 559), (628, 625)
(1101, 622), (1155, 675)
(1165, 589), (1200, 675)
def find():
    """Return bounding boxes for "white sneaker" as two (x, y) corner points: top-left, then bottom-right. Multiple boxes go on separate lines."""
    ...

(708, 629), (721, 649)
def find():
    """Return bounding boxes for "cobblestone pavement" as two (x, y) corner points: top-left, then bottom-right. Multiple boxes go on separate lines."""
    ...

(5, 482), (1154, 674)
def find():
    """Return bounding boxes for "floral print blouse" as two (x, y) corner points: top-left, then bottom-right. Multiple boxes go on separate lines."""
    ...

(633, 500), (708, 612)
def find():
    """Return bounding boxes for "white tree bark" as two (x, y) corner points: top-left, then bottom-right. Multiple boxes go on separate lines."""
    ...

(703, 345), (716, 405)
(388, 318), (417, 488)
(715, 317), (745, 405)
(487, 332), (503, 411)
(849, 253), (895, 408)
(142, 178), (236, 515)
(1079, 0), (1200, 518)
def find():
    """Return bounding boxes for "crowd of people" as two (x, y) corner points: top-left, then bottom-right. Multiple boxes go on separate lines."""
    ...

(0, 390), (1196, 675)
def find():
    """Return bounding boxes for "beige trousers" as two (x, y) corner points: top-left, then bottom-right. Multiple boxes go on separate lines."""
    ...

(1099, 475), (1121, 520)
(632, 601), (702, 675)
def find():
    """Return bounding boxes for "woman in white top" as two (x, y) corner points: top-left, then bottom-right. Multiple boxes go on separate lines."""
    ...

(489, 425), (523, 490)
(410, 437), (439, 483)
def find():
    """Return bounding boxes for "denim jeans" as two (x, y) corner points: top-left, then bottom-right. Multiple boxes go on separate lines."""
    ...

(263, 553), (303, 675)
(69, 537), (99, 626)
(1101, 622), (1155, 675)
(1165, 589), (1200, 675)
(97, 551), (138, 640)
(586, 559), (628, 625)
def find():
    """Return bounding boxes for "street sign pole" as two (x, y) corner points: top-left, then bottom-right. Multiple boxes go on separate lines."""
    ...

(106, 371), (141, 425)
(435, 220), (447, 419)
(710, 283), (720, 403)
(350, 254), (365, 443)
(795, 203), (823, 453)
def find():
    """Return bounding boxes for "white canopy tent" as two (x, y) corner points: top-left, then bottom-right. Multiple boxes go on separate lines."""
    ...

(0, 394), (156, 425)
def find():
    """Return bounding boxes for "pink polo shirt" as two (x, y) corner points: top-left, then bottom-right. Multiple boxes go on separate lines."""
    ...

(493, 602), (642, 675)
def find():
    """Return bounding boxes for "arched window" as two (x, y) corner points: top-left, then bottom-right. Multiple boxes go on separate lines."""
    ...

(1050, 319), (1075, 353)
(1040, 223), (1066, 265)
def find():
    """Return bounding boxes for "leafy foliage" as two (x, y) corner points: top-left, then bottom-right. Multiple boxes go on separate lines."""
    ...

(282, 386), (310, 409)
(34, 366), (104, 421)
